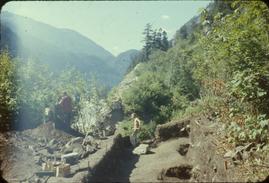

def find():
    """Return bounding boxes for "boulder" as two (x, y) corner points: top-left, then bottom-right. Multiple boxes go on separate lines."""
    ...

(141, 139), (155, 145)
(28, 145), (35, 152)
(62, 138), (84, 155)
(223, 150), (236, 159)
(80, 151), (90, 159)
(86, 145), (97, 154)
(47, 144), (58, 154)
(73, 146), (84, 154)
(62, 147), (73, 154)
(48, 139), (56, 147)
(77, 144), (97, 159)
(132, 144), (149, 155)
(61, 152), (79, 165)
(34, 156), (42, 165)
(67, 137), (83, 146)
(105, 125), (116, 136)
(38, 148), (50, 157)
(73, 145), (85, 159)
(82, 135), (95, 146)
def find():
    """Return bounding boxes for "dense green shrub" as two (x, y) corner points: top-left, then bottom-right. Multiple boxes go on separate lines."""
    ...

(73, 86), (111, 135)
(0, 51), (96, 130)
(122, 72), (172, 123)
(192, 1), (269, 145)
(117, 118), (156, 141)
(122, 1), (269, 146)
(14, 60), (90, 129)
(0, 50), (17, 130)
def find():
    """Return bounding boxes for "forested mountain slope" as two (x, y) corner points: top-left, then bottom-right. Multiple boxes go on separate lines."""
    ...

(0, 11), (135, 87)
(1, 1), (269, 182)
(111, 2), (269, 173)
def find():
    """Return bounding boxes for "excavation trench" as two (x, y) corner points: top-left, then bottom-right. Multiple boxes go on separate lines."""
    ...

(165, 165), (193, 179)
(86, 135), (139, 182)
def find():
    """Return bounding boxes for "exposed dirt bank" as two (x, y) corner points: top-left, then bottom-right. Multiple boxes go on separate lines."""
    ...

(87, 117), (269, 182)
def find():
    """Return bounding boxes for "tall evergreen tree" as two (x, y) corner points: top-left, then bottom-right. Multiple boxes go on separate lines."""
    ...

(141, 24), (170, 61)
(151, 29), (158, 49)
(156, 28), (163, 50)
(161, 30), (169, 51)
(142, 23), (154, 60)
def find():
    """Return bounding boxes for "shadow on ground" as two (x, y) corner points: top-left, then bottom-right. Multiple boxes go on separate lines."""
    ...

(88, 137), (139, 182)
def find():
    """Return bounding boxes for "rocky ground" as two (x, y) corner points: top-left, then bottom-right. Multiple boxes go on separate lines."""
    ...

(1, 116), (269, 183)
(88, 116), (269, 182)
(0, 122), (114, 183)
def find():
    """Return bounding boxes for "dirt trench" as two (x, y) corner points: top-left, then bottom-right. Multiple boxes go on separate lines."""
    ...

(86, 136), (139, 182)
(87, 117), (238, 182)
(2, 117), (265, 182)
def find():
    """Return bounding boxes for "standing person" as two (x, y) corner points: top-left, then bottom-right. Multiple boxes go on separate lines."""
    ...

(74, 92), (80, 104)
(54, 97), (64, 129)
(44, 105), (54, 123)
(59, 92), (73, 128)
(130, 113), (141, 147)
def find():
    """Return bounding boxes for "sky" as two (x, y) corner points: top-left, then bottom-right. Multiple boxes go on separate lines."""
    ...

(2, 1), (210, 56)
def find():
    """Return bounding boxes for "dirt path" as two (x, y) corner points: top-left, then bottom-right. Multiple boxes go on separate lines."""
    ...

(2, 117), (268, 182)
(130, 138), (191, 182)
(89, 146), (139, 182)
(88, 117), (238, 182)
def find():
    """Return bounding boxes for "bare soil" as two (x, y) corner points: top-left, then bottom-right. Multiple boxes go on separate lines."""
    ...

(1, 117), (269, 182)
(0, 122), (75, 182)
(89, 116), (269, 182)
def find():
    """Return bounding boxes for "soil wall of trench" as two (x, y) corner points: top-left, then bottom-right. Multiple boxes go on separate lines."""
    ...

(84, 134), (138, 182)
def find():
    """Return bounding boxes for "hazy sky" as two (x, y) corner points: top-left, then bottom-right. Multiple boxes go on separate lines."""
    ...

(3, 1), (210, 56)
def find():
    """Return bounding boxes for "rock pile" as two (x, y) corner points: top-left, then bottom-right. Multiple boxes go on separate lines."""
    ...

(1, 122), (110, 182)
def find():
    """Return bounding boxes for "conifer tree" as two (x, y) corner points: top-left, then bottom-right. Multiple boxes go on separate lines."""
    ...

(161, 30), (169, 51)
(142, 23), (154, 60)
(154, 28), (163, 50)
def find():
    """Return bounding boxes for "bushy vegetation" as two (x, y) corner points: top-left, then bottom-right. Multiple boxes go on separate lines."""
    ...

(1, 0), (268, 148)
(74, 85), (111, 135)
(193, 1), (269, 145)
(117, 119), (156, 141)
(117, 0), (269, 146)
(121, 33), (199, 125)
(15, 60), (91, 129)
(0, 51), (108, 130)
(0, 50), (17, 131)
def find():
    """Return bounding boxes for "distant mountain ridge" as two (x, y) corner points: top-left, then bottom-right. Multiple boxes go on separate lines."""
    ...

(115, 49), (140, 76)
(0, 11), (138, 87)
(1, 11), (115, 60)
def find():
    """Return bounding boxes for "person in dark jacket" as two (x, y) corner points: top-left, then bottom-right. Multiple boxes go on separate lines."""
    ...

(58, 92), (73, 127)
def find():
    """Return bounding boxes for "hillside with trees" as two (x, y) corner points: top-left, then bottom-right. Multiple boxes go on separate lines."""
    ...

(0, 0), (269, 182)
(1, 11), (137, 88)
(111, 0), (268, 144)
(108, 1), (269, 180)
